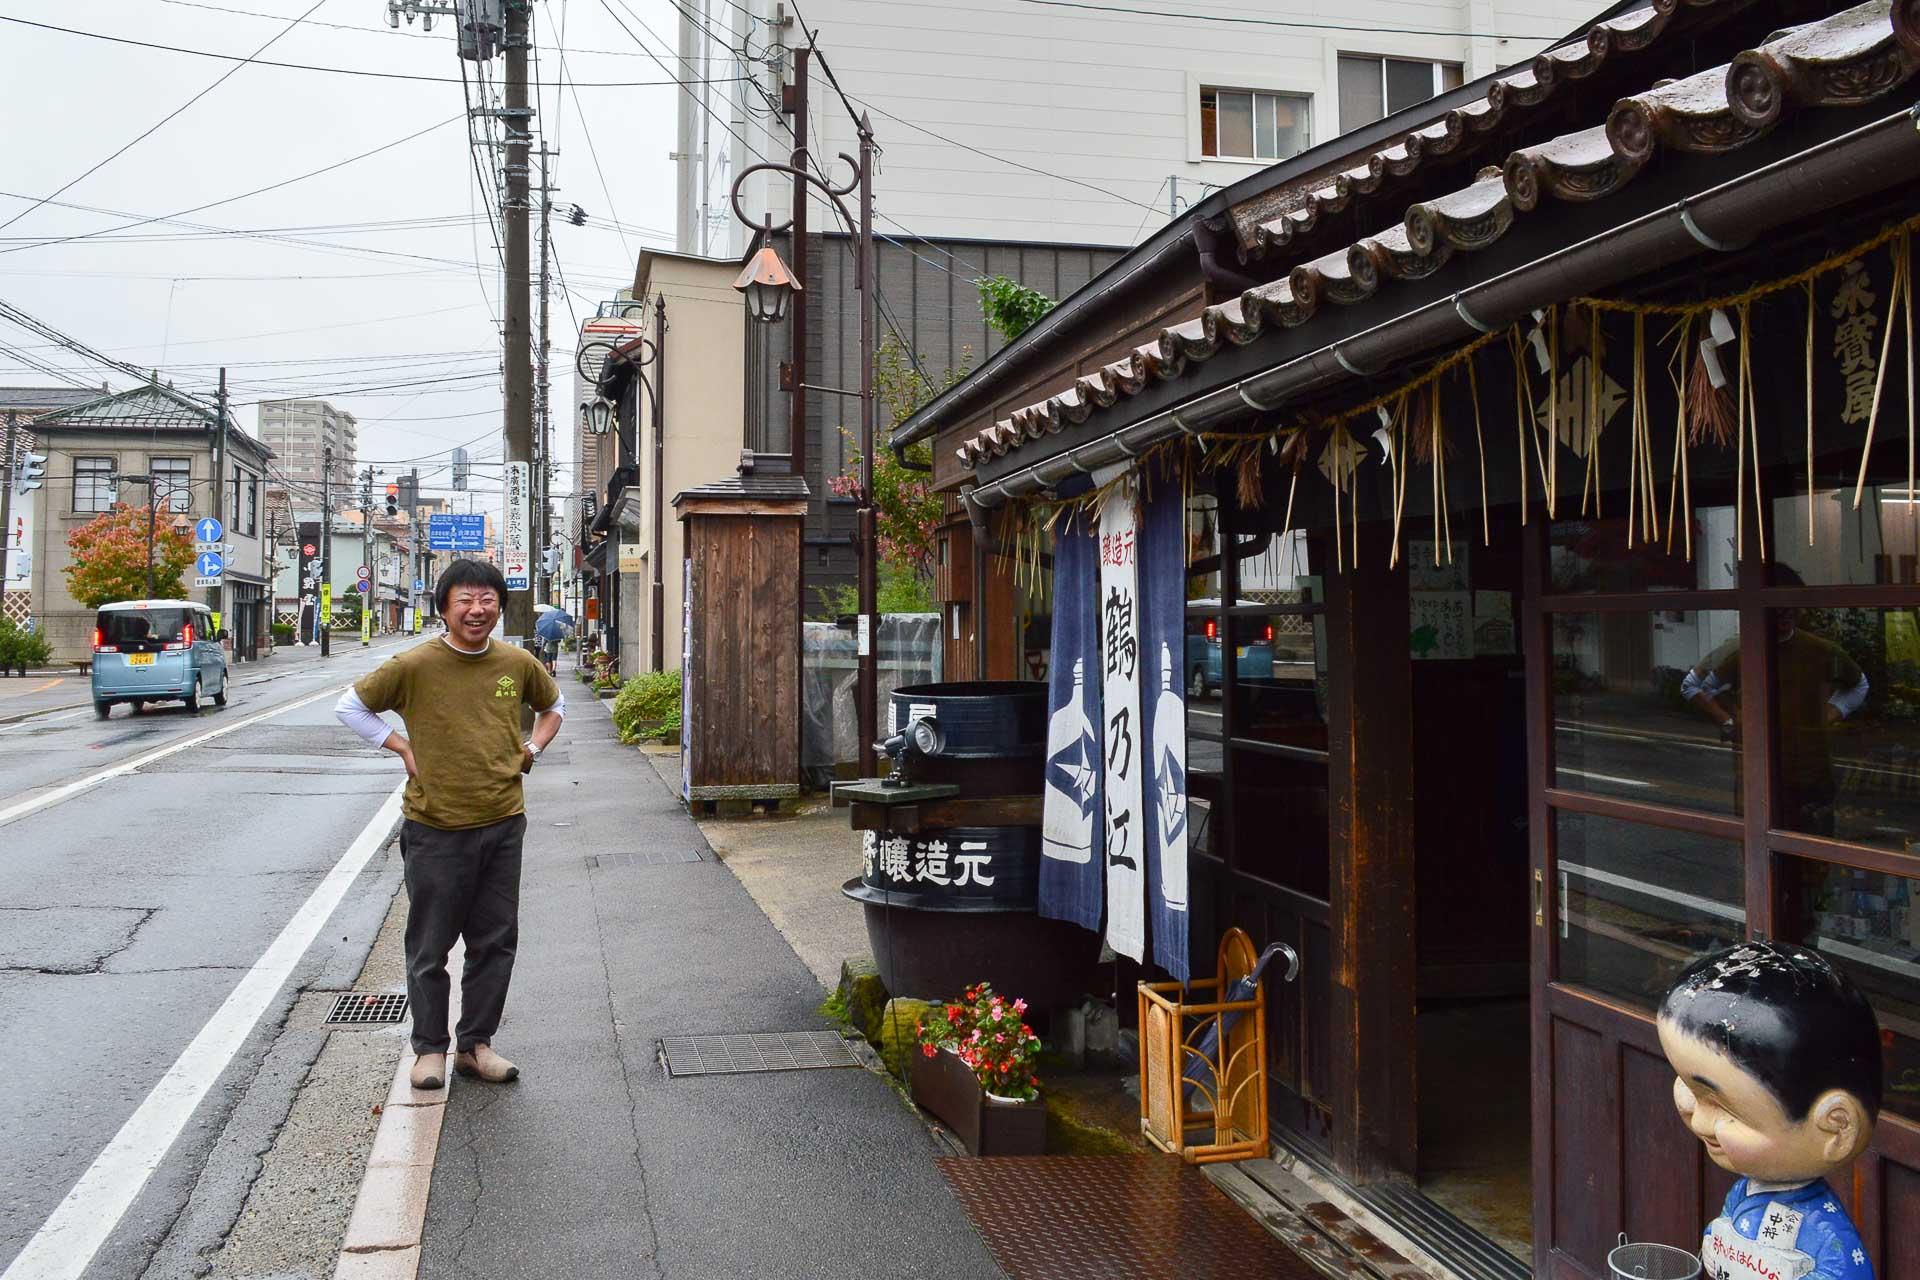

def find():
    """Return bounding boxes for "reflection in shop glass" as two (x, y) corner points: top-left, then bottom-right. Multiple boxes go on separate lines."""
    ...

(1552, 610), (1742, 816)
(1779, 857), (1920, 1124)
(1555, 811), (1745, 1013)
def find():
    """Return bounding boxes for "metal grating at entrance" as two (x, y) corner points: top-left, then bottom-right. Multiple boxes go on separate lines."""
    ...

(586, 848), (704, 870)
(325, 992), (409, 1026)
(660, 1031), (858, 1077)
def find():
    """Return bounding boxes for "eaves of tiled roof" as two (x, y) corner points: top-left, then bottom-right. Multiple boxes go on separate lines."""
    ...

(954, 0), (1918, 479)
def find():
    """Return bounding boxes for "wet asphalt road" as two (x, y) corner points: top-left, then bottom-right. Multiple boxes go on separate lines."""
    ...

(0, 636), (416, 1280)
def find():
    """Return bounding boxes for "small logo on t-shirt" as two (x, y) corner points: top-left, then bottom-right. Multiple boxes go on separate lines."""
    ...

(495, 676), (517, 699)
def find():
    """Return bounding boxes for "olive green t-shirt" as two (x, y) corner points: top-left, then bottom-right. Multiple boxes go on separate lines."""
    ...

(354, 638), (560, 830)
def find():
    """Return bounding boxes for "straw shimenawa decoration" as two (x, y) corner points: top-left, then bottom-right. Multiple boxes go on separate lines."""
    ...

(985, 214), (1920, 576)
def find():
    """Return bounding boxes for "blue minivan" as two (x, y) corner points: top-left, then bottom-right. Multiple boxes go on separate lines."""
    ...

(91, 600), (229, 718)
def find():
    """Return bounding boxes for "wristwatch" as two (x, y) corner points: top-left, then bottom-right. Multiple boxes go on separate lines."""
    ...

(524, 740), (543, 760)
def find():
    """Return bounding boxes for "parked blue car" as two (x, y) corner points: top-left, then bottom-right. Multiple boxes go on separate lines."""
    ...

(91, 600), (229, 718)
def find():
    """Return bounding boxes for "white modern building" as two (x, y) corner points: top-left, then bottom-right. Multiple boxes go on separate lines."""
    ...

(682, 0), (1614, 255)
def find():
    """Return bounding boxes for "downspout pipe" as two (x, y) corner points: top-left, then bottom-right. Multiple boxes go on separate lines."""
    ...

(967, 102), (1920, 507)
(651, 295), (667, 672)
(892, 438), (932, 472)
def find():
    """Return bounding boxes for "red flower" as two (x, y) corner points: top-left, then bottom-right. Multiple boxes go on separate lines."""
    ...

(921, 1044), (936, 1058)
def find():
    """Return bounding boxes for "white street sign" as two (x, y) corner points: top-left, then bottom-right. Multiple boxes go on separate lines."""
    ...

(503, 461), (530, 590)
(193, 576), (222, 588)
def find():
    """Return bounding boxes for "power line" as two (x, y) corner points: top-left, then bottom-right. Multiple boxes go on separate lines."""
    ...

(541, 0), (630, 263)
(0, 16), (753, 88)
(1009, 0), (1571, 40)
(0, 1), (329, 236)
(0, 115), (466, 259)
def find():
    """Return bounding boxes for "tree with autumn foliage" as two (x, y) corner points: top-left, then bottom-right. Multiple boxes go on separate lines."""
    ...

(828, 336), (969, 601)
(64, 504), (194, 607)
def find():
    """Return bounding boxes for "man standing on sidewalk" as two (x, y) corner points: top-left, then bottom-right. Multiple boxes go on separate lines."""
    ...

(334, 558), (565, 1089)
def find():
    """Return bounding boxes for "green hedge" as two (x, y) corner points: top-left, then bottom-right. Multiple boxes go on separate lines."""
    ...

(612, 669), (682, 744)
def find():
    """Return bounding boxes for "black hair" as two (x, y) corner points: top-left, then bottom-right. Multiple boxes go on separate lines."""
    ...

(433, 558), (508, 613)
(1660, 941), (1882, 1121)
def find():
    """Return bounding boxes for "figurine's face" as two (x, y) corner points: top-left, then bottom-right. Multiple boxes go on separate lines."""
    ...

(1658, 1017), (1870, 1184)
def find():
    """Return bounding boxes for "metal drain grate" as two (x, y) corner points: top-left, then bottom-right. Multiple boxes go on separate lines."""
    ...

(587, 848), (704, 870)
(661, 1031), (858, 1077)
(325, 992), (409, 1025)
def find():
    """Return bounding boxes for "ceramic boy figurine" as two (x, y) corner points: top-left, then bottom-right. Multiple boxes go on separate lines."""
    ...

(1658, 942), (1883, 1280)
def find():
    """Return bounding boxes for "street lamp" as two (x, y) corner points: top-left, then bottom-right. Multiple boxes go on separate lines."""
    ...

(732, 245), (800, 324)
(727, 83), (882, 776)
(116, 472), (194, 598)
(582, 396), (614, 437)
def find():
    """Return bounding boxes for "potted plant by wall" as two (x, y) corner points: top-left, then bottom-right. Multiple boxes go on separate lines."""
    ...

(910, 983), (1045, 1156)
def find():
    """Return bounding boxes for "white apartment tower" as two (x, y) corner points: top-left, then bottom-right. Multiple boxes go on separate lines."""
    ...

(258, 399), (357, 506)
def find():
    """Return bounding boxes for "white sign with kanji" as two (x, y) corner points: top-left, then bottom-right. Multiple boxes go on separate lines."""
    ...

(1098, 488), (1145, 963)
(503, 461), (531, 590)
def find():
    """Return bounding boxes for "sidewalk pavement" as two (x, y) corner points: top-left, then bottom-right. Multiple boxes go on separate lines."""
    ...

(413, 686), (1004, 1278)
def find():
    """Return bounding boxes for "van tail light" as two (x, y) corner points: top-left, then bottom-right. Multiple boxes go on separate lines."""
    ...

(94, 628), (116, 653)
(164, 622), (192, 651)
(1204, 619), (1217, 641)
(1265, 624), (1274, 642)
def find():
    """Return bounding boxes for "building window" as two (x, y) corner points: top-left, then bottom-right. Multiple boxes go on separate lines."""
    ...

(74, 456), (117, 513)
(1199, 87), (1310, 162)
(235, 465), (258, 535)
(151, 456), (193, 514)
(1337, 55), (1463, 131)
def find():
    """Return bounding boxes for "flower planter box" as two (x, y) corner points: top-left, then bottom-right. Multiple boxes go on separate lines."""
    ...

(910, 1047), (1045, 1157)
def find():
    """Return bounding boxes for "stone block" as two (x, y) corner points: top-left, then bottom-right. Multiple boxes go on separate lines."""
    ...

(837, 957), (890, 1044)
(874, 997), (937, 1077)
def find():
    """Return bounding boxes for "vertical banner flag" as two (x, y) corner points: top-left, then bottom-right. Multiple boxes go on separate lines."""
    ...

(1099, 485), (1146, 963)
(296, 521), (322, 645)
(503, 461), (531, 591)
(1039, 506), (1104, 930)
(1140, 470), (1190, 981)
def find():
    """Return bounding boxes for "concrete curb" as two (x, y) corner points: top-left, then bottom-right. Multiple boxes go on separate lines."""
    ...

(332, 942), (464, 1280)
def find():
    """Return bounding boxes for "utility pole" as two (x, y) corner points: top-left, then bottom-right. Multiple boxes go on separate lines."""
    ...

(320, 443), (333, 657)
(407, 465), (421, 635)
(0, 411), (15, 618)
(535, 142), (555, 607)
(501, 0), (535, 646)
(786, 45), (808, 486)
(361, 466), (375, 646)
(207, 368), (228, 619)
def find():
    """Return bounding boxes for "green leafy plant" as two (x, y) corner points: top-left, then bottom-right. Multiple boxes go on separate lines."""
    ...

(63, 504), (194, 607)
(813, 561), (937, 619)
(916, 982), (1042, 1102)
(612, 668), (681, 743)
(0, 618), (53, 673)
(976, 275), (1055, 343)
(271, 621), (295, 645)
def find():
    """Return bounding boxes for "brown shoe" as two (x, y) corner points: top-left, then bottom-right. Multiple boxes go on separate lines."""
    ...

(409, 1052), (447, 1090)
(454, 1043), (519, 1083)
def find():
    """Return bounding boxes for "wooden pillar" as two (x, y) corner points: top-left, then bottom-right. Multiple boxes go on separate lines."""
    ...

(1324, 523), (1418, 1182)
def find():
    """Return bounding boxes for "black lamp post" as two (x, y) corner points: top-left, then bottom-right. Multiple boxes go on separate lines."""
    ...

(117, 472), (193, 598)
(728, 107), (880, 777)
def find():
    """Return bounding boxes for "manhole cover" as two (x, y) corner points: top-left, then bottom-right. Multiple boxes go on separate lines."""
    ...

(587, 849), (703, 870)
(661, 1031), (858, 1077)
(325, 992), (409, 1026)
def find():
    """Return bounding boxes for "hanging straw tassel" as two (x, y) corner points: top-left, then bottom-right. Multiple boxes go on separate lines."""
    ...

(1853, 232), (1908, 509)
(1739, 302), (1767, 562)
(1580, 306), (1603, 519)
(1906, 232), (1915, 506)
(1806, 280), (1817, 546)
(1628, 313), (1643, 547)
(1666, 315), (1695, 561)
(1388, 393), (1409, 569)
(1468, 356), (1491, 546)
(1548, 304), (1560, 519)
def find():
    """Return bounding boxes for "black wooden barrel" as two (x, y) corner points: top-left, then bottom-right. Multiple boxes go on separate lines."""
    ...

(845, 680), (1099, 1005)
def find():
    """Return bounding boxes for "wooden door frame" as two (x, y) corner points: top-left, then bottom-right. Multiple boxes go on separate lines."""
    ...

(1325, 522), (1419, 1183)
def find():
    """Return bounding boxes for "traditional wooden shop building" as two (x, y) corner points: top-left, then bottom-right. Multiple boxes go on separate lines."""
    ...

(897, 2), (1920, 1277)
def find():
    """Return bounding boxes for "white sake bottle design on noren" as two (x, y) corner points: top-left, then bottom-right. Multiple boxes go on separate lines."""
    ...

(1041, 656), (1097, 864)
(1152, 640), (1188, 912)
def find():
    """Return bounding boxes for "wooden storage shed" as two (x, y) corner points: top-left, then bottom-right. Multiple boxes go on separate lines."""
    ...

(673, 472), (807, 814)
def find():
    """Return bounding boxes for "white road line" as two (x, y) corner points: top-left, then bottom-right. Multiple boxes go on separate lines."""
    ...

(0, 681), (354, 828)
(1557, 767), (1655, 789)
(2, 782), (407, 1280)
(0, 709), (87, 735)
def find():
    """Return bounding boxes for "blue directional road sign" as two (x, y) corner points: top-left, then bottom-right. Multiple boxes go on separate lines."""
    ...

(413, 578), (424, 591)
(429, 513), (486, 552)
(194, 516), (224, 544)
(195, 551), (224, 577)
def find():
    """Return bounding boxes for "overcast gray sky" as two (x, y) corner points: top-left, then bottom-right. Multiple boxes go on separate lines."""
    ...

(0, 0), (690, 505)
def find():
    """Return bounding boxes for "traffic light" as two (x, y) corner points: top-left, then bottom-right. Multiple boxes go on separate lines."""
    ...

(13, 452), (46, 496)
(397, 473), (418, 513)
(384, 483), (399, 517)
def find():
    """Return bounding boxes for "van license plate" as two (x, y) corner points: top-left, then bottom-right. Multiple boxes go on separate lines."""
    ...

(1235, 646), (1246, 658)
(127, 653), (155, 666)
